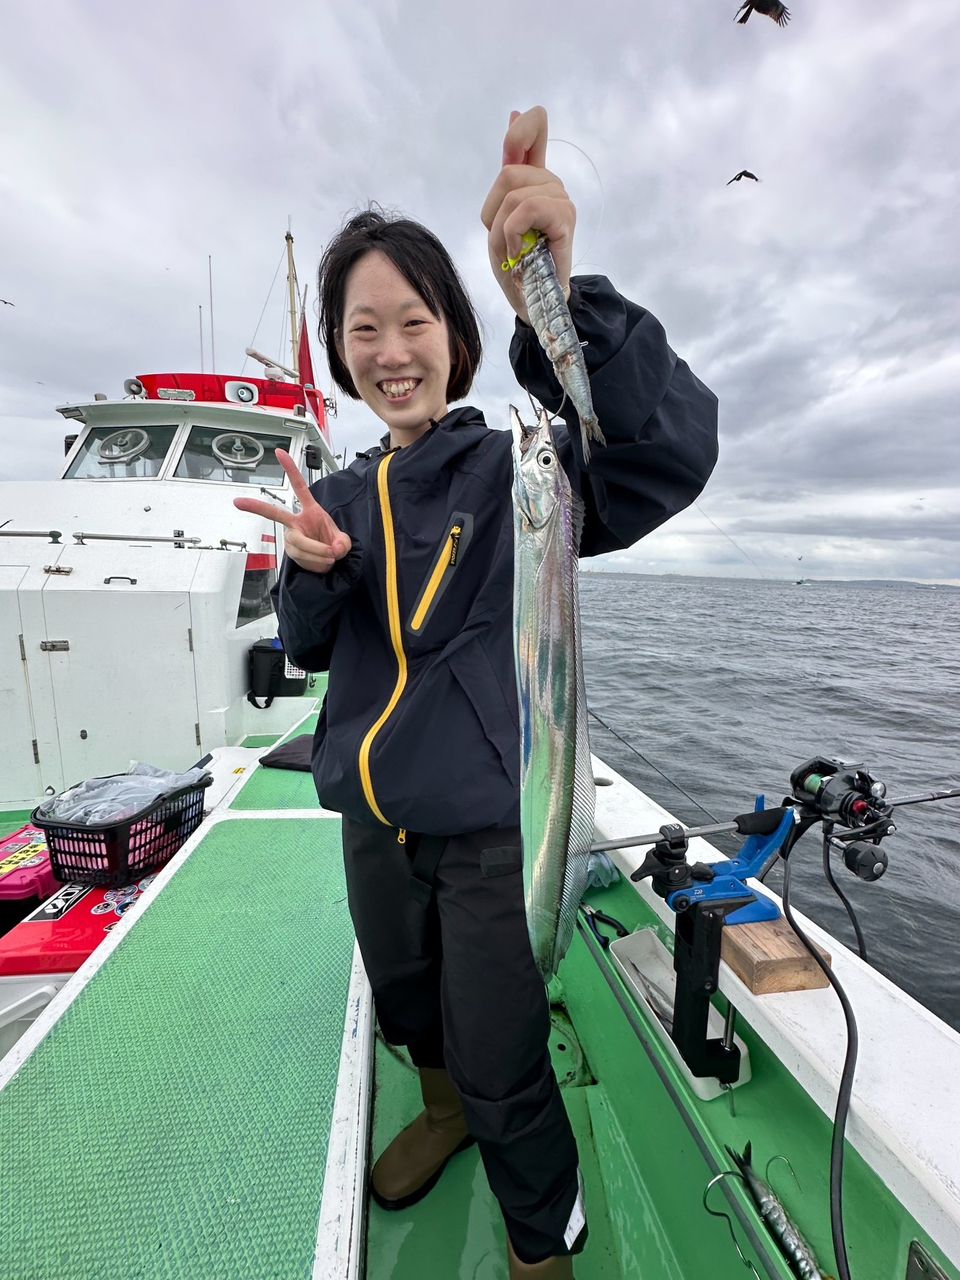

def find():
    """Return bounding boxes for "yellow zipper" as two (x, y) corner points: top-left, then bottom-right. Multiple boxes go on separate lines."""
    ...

(358, 453), (407, 826)
(410, 523), (462, 633)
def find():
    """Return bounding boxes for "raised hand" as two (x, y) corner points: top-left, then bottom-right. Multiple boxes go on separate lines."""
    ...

(481, 105), (577, 323)
(233, 449), (352, 574)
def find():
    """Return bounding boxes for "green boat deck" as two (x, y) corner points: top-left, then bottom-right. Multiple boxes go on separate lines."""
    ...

(1, 719), (956, 1279)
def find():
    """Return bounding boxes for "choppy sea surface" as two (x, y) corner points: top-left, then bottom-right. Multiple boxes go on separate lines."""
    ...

(579, 573), (960, 1033)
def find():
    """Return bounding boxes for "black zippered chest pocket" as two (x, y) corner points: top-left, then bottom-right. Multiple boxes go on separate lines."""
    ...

(407, 511), (474, 636)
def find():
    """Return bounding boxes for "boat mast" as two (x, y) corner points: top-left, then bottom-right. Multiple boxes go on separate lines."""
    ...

(285, 227), (300, 377)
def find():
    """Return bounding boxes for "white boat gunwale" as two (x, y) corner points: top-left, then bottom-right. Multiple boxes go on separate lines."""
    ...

(594, 752), (960, 1268)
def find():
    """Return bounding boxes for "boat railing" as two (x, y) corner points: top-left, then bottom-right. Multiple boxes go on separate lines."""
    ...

(0, 529), (63, 542)
(72, 531), (203, 545)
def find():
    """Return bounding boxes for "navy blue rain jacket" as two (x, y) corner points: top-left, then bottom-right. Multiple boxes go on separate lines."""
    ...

(273, 275), (718, 836)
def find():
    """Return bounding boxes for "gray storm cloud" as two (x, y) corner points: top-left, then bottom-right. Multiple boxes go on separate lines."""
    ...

(1, 0), (957, 582)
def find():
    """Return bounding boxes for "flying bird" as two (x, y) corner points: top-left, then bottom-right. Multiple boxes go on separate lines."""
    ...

(726, 170), (760, 184)
(0, 298), (14, 306)
(735, 1), (790, 26)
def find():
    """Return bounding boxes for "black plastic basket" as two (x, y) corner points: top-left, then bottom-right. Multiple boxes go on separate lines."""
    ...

(31, 774), (213, 888)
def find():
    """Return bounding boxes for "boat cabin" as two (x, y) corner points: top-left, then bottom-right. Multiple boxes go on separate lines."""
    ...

(0, 371), (336, 807)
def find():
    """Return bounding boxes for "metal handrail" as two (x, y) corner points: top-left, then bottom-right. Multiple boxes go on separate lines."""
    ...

(72, 532), (202, 545)
(0, 529), (63, 542)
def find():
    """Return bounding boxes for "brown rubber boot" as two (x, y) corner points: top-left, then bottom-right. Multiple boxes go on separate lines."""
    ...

(507, 1238), (574, 1278)
(370, 1067), (475, 1210)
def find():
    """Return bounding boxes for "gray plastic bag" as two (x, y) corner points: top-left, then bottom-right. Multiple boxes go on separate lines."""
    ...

(37, 762), (210, 825)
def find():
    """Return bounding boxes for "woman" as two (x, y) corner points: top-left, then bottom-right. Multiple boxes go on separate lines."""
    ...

(236, 106), (718, 1277)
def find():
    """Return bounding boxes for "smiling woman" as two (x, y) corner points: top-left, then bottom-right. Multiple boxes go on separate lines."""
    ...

(318, 207), (482, 450)
(233, 106), (719, 1277)
(339, 252), (454, 443)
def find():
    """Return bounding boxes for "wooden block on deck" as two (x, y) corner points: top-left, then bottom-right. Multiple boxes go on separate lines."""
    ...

(721, 917), (831, 994)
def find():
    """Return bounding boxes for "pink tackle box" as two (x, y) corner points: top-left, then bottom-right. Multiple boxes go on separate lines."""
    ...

(0, 826), (60, 936)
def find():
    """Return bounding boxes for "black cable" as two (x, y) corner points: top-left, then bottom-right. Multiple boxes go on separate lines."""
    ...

(588, 707), (720, 822)
(782, 847), (857, 1280)
(822, 840), (869, 962)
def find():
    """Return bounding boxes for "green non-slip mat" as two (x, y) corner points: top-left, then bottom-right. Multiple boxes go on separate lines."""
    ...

(0, 816), (353, 1280)
(231, 713), (321, 811)
(0, 808), (34, 840)
(367, 1038), (623, 1280)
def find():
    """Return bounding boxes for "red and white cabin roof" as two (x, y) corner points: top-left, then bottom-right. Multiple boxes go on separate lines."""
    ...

(136, 373), (328, 434)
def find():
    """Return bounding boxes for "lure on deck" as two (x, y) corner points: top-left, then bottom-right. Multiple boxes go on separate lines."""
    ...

(726, 1143), (835, 1280)
(504, 231), (605, 464)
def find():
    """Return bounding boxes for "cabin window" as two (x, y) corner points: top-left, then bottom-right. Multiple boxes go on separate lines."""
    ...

(65, 425), (179, 479)
(174, 426), (293, 484)
(236, 567), (277, 627)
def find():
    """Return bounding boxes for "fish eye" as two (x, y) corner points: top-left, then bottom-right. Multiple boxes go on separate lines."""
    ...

(537, 449), (554, 467)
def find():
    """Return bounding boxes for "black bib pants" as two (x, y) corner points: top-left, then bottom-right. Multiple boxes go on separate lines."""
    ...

(341, 816), (588, 1264)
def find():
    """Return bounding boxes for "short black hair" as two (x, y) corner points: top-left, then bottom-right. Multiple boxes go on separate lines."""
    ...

(317, 205), (483, 402)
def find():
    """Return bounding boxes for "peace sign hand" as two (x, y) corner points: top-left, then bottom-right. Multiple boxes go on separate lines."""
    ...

(233, 450), (352, 574)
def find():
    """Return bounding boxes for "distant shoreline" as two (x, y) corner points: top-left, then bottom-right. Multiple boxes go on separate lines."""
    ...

(580, 571), (960, 591)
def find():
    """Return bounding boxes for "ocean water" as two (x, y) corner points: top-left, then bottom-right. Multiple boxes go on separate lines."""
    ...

(579, 573), (960, 1033)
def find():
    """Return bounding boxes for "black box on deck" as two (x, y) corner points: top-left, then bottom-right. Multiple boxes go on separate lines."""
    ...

(249, 638), (307, 701)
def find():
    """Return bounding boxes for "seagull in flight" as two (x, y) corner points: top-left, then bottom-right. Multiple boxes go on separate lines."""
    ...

(727, 170), (760, 184)
(735, 1), (790, 26)
(0, 298), (14, 307)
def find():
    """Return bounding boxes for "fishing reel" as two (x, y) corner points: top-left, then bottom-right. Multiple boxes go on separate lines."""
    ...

(596, 757), (959, 1085)
(788, 757), (895, 882)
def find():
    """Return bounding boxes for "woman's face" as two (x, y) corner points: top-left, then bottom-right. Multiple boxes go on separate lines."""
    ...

(339, 250), (452, 447)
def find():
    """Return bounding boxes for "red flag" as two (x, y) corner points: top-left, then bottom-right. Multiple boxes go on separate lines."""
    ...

(297, 300), (330, 442)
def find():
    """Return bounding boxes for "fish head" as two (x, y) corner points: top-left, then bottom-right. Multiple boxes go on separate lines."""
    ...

(510, 405), (564, 529)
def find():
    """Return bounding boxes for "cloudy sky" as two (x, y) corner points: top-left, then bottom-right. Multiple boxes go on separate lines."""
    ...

(1, 1), (957, 582)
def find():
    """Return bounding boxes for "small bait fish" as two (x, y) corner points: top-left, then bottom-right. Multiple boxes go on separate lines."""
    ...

(726, 1143), (835, 1280)
(504, 230), (605, 463)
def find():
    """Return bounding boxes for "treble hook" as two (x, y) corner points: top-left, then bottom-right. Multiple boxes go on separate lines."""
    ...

(703, 1172), (762, 1280)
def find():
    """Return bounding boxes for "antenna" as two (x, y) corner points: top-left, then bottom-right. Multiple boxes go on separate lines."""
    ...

(208, 254), (216, 374)
(286, 221), (299, 375)
(198, 304), (205, 374)
(245, 347), (297, 380)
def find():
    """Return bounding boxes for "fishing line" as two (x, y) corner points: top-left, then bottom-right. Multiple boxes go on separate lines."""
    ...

(241, 245), (286, 376)
(781, 844), (857, 1280)
(588, 706), (721, 822)
(693, 500), (771, 579)
(548, 136), (606, 272)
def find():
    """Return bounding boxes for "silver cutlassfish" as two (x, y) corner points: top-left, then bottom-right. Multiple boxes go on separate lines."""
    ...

(511, 405), (596, 982)
(504, 231), (605, 463)
(726, 1144), (835, 1280)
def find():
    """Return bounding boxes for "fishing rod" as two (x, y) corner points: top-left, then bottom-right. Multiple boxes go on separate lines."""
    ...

(587, 756), (959, 1280)
(590, 783), (960, 856)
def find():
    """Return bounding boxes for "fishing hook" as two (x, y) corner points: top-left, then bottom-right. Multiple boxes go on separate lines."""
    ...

(766, 1152), (802, 1193)
(524, 387), (570, 428)
(703, 1172), (762, 1280)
